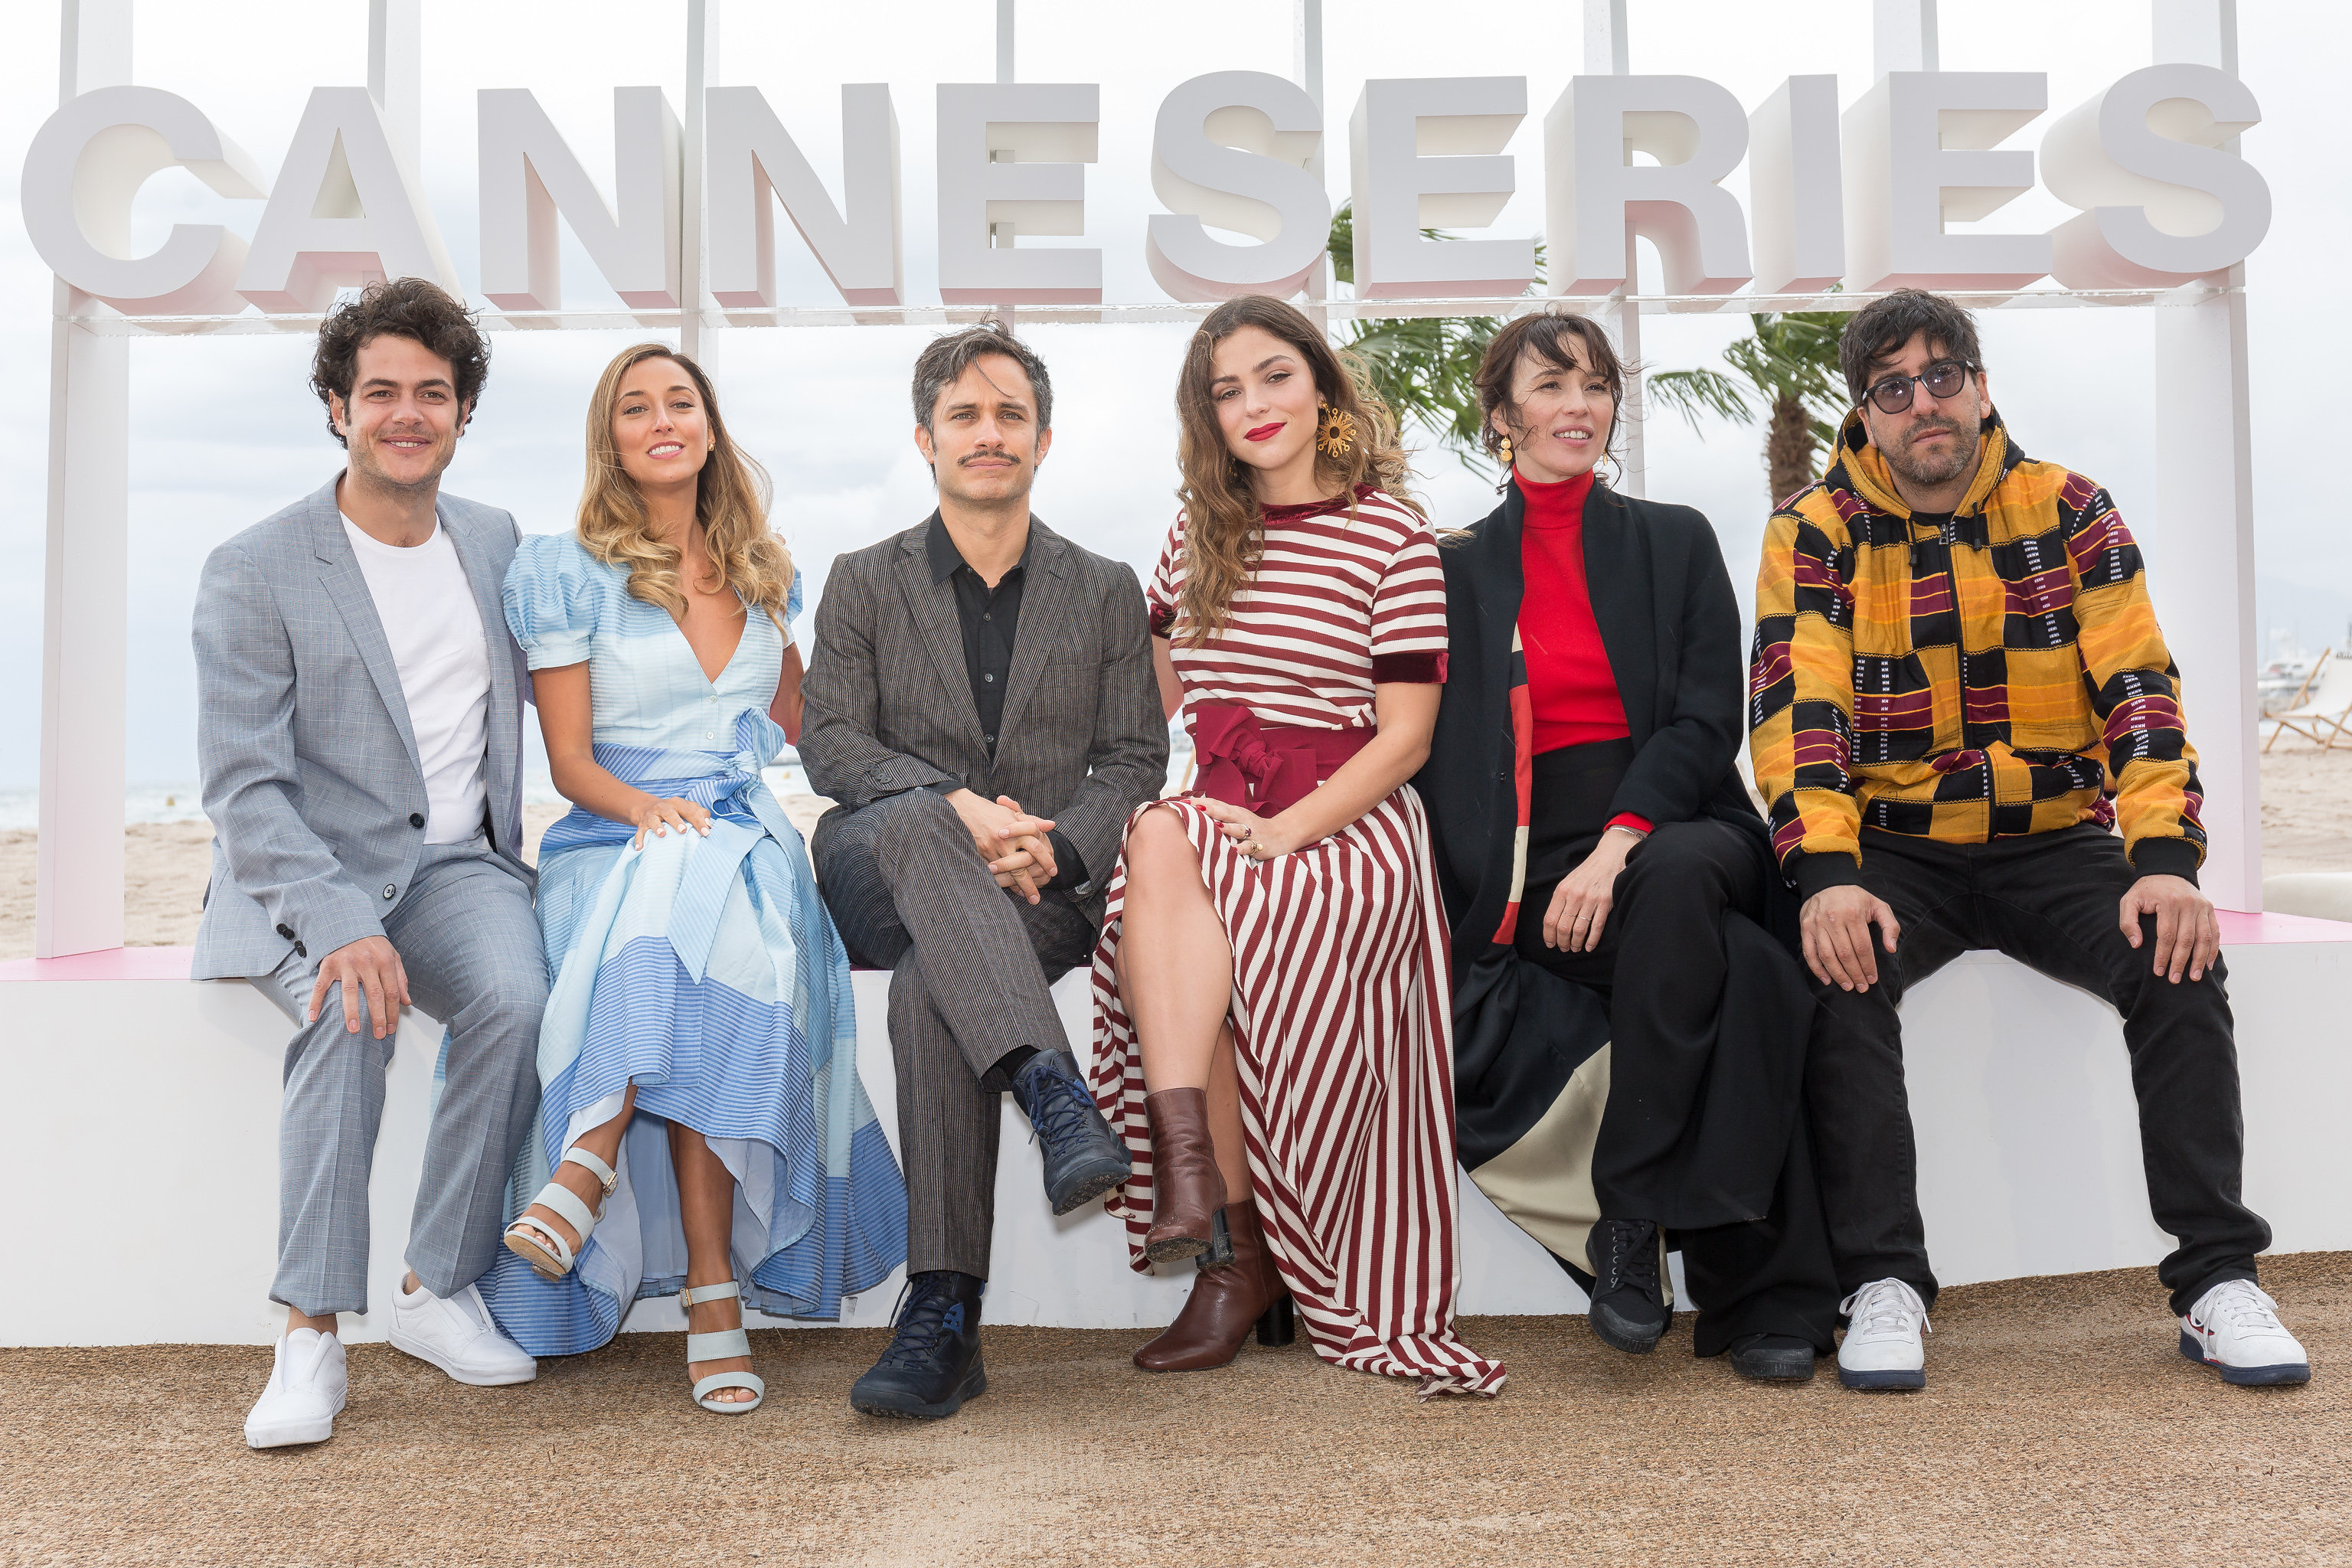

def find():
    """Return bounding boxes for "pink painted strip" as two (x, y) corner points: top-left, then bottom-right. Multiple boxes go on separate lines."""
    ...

(2215, 910), (2352, 945)
(0, 946), (197, 982)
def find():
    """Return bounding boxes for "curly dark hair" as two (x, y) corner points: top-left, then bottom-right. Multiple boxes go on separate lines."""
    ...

(309, 278), (492, 448)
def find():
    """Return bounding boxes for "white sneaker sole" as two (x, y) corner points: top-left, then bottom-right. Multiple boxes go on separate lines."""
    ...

(244, 1390), (345, 1449)
(387, 1325), (537, 1387)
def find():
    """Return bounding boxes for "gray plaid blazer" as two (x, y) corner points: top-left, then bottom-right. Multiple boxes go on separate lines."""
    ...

(799, 515), (1168, 916)
(191, 475), (533, 980)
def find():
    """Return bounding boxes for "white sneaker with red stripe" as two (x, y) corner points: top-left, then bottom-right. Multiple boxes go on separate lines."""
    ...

(2180, 1279), (2310, 1387)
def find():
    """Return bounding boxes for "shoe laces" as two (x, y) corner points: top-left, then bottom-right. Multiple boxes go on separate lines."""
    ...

(876, 1276), (967, 1368)
(1839, 1279), (1930, 1339)
(1018, 1059), (1099, 1149)
(2195, 1279), (2285, 1336)
(1603, 1221), (1659, 1299)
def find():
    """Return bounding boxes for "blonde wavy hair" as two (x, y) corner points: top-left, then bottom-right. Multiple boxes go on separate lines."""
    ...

(577, 343), (793, 629)
(1172, 296), (1419, 645)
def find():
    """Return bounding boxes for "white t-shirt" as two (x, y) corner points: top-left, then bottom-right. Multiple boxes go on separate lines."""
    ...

(341, 513), (492, 844)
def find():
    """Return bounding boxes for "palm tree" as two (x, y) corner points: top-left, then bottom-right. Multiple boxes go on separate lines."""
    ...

(1647, 309), (1850, 507)
(1325, 202), (1518, 473)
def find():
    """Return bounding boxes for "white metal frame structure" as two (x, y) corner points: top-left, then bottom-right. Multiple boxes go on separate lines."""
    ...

(32, 0), (2265, 958)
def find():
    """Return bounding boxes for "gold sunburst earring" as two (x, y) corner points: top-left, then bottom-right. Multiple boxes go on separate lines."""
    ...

(1498, 433), (1514, 466)
(1315, 400), (1356, 459)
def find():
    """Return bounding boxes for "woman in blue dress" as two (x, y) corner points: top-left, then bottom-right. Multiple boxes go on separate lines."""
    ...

(485, 342), (906, 1413)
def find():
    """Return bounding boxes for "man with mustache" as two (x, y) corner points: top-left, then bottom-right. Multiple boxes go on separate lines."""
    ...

(1749, 289), (2307, 1393)
(799, 322), (1167, 1418)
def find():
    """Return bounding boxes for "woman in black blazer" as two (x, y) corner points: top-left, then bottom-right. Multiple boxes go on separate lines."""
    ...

(1415, 313), (1838, 1382)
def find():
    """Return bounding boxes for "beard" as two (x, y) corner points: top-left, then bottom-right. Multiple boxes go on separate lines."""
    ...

(1882, 414), (1974, 492)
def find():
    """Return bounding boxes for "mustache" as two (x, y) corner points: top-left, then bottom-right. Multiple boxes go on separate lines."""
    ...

(959, 447), (1022, 465)
(1905, 416), (1964, 442)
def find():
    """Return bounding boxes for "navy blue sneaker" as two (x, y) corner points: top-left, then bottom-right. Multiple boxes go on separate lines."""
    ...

(1011, 1049), (1131, 1216)
(851, 1271), (987, 1419)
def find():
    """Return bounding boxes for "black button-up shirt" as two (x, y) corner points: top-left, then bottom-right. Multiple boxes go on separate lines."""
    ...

(923, 514), (1086, 891)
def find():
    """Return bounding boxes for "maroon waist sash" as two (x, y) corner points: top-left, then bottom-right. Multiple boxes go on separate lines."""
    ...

(1190, 701), (1373, 815)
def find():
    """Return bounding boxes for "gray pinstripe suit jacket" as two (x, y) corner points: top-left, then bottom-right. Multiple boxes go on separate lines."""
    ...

(799, 515), (1168, 918)
(191, 475), (533, 981)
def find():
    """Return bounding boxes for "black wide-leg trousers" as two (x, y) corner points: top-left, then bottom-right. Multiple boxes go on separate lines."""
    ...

(1521, 818), (1839, 1353)
(1805, 825), (2270, 1317)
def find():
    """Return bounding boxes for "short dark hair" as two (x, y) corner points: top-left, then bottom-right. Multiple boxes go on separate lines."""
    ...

(1838, 289), (1982, 405)
(310, 277), (492, 448)
(1472, 312), (1628, 467)
(911, 320), (1053, 433)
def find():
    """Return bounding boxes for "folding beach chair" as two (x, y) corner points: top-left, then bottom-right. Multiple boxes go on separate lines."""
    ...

(2265, 648), (2352, 752)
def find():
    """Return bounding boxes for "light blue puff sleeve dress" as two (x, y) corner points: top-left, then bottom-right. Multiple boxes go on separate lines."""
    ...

(479, 533), (906, 1354)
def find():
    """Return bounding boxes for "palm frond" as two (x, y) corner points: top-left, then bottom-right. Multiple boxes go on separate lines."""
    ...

(1647, 368), (1753, 433)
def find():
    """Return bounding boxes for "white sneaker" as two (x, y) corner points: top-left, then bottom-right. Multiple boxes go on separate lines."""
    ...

(1837, 1278), (1931, 1391)
(387, 1280), (537, 1387)
(244, 1328), (348, 1449)
(2180, 1279), (2311, 1387)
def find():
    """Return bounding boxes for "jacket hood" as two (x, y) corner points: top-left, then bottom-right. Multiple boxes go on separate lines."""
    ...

(1832, 403), (2022, 522)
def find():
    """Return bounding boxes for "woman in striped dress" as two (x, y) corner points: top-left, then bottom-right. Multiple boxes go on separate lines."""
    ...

(1088, 296), (1503, 1396)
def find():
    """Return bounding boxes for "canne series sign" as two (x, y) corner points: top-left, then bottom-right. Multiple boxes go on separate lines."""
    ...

(21, 66), (2270, 317)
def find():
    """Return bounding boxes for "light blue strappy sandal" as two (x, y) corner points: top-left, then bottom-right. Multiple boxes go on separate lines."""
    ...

(502, 1146), (619, 1281)
(681, 1279), (765, 1415)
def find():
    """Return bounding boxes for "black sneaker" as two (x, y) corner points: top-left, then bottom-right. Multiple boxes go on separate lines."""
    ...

(1011, 1049), (1132, 1216)
(1725, 1331), (1818, 1383)
(850, 1271), (986, 1419)
(1584, 1218), (1668, 1354)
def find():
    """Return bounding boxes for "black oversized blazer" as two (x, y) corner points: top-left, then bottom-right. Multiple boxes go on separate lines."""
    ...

(1420, 475), (1771, 965)
(1414, 477), (1791, 1184)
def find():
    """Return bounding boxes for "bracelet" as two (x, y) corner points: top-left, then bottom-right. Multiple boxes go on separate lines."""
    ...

(1606, 823), (1648, 841)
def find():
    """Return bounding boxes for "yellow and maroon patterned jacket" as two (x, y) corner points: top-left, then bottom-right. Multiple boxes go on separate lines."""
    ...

(1748, 406), (2204, 900)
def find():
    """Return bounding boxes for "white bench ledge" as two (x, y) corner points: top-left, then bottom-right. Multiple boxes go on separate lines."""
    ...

(4, 916), (2348, 1347)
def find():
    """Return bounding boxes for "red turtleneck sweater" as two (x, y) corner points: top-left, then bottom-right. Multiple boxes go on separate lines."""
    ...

(1517, 468), (1651, 837)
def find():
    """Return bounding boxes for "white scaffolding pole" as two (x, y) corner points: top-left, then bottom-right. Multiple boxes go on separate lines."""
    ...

(34, 0), (132, 959)
(2151, 0), (2259, 910)
(367, 0), (420, 167)
(1585, 0), (1643, 495)
(681, 0), (719, 361)
(1294, 0), (1331, 327)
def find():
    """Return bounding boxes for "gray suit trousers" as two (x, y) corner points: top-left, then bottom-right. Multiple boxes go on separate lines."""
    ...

(814, 788), (1096, 1279)
(252, 840), (547, 1315)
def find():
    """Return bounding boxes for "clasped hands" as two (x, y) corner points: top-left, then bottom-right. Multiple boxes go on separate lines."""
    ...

(1800, 872), (2219, 992)
(946, 788), (1061, 903)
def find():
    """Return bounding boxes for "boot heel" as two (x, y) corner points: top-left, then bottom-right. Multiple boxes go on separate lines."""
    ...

(1254, 1296), (1295, 1348)
(1198, 1208), (1236, 1270)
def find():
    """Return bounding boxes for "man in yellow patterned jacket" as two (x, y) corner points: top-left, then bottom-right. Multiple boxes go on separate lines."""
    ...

(1749, 289), (2305, 1393)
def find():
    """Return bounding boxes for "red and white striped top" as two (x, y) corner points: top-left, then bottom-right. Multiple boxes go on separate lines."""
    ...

(1149, 485), (1450, 730)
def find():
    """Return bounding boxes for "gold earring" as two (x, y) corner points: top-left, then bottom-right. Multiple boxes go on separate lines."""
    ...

(1498, 433), (1514, 466)
(1315, 400), (1356, 459)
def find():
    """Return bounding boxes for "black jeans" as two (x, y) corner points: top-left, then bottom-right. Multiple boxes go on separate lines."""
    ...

(1805, 825), (2269, 1316)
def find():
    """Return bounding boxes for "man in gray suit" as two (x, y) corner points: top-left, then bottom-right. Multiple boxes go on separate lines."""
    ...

(802, 322), (1168, 1419)
(195, 279), (545, 1449)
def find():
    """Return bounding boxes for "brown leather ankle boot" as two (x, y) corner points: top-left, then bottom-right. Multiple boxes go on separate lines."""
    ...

(1144, 1088), (1227, 1263)
(1135, 1198), (1292, 1371)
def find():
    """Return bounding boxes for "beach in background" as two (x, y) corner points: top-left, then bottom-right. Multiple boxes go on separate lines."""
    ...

(2, 738), (1204, 958)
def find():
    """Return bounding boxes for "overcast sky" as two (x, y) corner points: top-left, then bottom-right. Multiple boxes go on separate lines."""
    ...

(2, 0), (2346, 791)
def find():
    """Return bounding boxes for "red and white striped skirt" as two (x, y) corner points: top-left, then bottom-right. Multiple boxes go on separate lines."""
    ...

(1086, 787), (1506, 1397)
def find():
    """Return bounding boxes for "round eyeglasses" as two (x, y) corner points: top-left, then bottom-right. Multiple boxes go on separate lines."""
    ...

(1864, 360), (1975, 415)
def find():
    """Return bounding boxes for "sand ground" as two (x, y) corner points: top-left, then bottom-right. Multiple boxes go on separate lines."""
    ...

(5, 747), (2349, 960)
(2, 1254), (2344, 1567)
